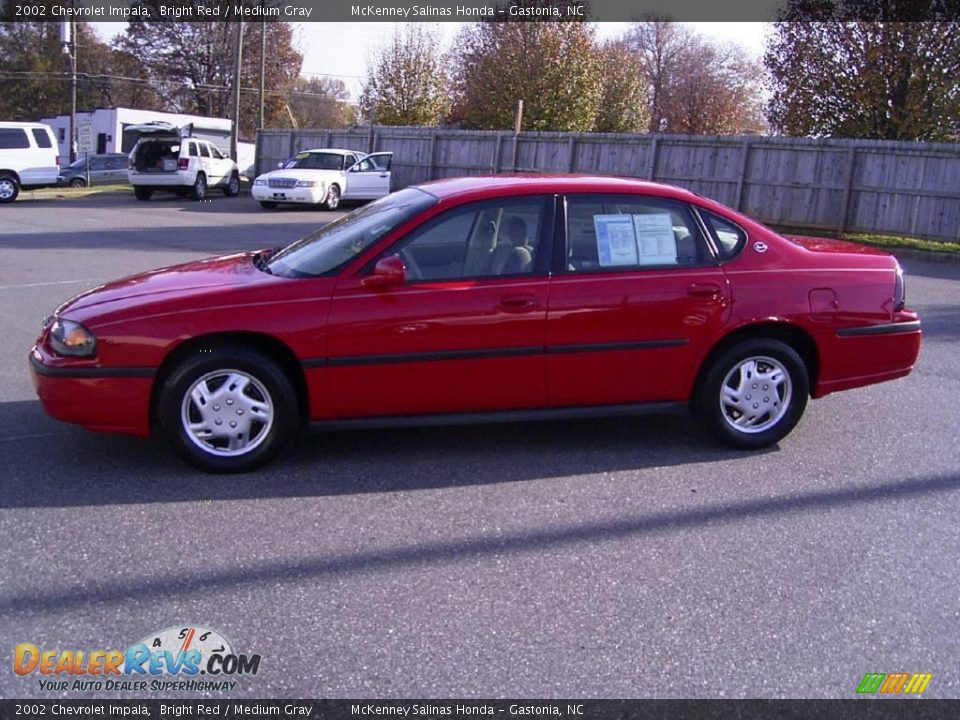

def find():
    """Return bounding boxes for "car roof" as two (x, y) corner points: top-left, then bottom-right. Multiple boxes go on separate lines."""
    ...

(0, 122), (52, 129)
(412, 174), (701, 203)
(299, 148), (362, 156)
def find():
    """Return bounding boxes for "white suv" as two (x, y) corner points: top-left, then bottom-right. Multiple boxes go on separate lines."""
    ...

(0, 122), (60, 203)
(127, 122), (239, 201)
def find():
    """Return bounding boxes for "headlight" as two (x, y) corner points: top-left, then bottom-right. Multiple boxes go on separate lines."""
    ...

(49, 318), (97, 357)
(253, 177), (267, 186)
(295, 180), (321, 188)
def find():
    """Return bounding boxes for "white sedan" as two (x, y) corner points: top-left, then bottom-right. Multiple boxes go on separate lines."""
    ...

(252, 148), (393, 210)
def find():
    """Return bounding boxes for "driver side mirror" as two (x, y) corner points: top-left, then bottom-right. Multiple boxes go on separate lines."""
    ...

(361, 255), (406, 289)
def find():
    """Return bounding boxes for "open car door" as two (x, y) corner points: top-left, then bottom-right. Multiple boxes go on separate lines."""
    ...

(344, 152), (393, 200)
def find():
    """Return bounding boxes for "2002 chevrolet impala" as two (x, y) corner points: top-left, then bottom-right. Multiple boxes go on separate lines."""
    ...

(30, 176), (922, 472)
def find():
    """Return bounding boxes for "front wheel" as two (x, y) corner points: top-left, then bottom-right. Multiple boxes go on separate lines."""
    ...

(698, 339), (809, 449)
(323, 184), (341, 210)
(69, 178), (86, 188)
(158, 347), (300, 472)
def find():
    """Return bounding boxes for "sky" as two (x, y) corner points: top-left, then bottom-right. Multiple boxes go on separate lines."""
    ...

(91, 21), (770, 101)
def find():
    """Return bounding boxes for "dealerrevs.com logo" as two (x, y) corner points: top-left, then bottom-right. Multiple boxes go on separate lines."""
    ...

(14, 625), (261, 693)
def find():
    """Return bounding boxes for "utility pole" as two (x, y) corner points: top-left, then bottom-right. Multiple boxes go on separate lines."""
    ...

(259, 21), (266, 130)
(230, 21), (244, 161)
(60, 20), (77, 163)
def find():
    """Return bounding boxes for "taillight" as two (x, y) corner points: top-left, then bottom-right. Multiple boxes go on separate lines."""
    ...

(894, 267), (905, 312)
(178, 158), (189, 170)
(55, 156), (60, 168)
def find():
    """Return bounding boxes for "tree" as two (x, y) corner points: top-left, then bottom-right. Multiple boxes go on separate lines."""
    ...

(448, 6), (603, 131)
(359, 25), (448, 126)
(0, 22), (157, 121)
(765, 21), (960, 140)
(593, 39), (650, 133)
(115, 20), (302, 138)
(287, 76), (355, 129)
(627, 20), (764, 135)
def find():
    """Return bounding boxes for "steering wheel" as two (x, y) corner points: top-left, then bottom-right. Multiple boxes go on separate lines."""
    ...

(398, 248), (423, 281)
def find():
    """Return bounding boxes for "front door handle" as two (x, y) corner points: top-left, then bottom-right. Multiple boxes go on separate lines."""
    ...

(498, 294), (539, 313)
(687, 283), (722, 300)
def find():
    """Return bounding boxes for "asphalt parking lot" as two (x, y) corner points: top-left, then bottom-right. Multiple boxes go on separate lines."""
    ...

(1, 192), (959, 699)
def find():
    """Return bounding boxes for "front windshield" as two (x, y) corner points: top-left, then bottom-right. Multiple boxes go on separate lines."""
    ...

(283, 152), (348, 171)
(265, 188), (437, 278)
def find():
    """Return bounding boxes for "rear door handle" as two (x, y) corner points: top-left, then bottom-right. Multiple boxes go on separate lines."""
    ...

(687, 283), (722, 300)
(498, 294), (539, 313)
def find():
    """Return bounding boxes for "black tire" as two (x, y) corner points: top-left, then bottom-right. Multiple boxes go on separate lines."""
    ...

(698, 338), (809, 449)
(0, 174), (20, 203)
(68, 177), (86, 188)
(259, 201), (277, 209)
(158, 346), (300, 473)
(224, 172), (240, 197)
(324, 184), (341, 210)
(191, 172), (207, 201)
(134, 186), (153, 201)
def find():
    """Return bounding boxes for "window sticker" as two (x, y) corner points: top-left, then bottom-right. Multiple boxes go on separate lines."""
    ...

(633, 213), (678, 265)
(594, 214), (639, 267)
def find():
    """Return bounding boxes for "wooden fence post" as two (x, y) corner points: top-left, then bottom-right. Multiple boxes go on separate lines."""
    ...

(838, 148), (856, 236)
(492, 134), (502, 173)
(734, 138), (752, 210)
(647, 136), (659, 180)
(427, 133), (437, 181)
(568, 136), (577, 172)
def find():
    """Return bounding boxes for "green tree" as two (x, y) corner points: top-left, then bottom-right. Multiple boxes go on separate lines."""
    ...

(449, 7), (603, 131)
(0, 22), (155, 121)
(359, 25), (449, 126)
(765, 21), (960, 140)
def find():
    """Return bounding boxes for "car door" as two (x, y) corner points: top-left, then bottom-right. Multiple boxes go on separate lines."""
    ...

(325, 195), (554, 418)
(344, 152), (393, 200)
(106, 156), (129, 184)
(87, 156), (108, 185)
(546, 194), (732, 407)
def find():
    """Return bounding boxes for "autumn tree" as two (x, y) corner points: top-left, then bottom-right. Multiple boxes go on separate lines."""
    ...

(359, 25), (448, 126)
(287, 76), (355, 129)
(115, 20), (302, 138)
(448, 7), (603, 131)
(626, 20), (764, 135)
(593, 38), (650, 133)
(765, 21), (960, 140)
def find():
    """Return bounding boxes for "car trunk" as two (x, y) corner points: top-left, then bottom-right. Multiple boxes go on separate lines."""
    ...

(132, 138), (180, 173)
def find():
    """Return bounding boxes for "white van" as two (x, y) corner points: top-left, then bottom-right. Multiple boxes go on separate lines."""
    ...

(0, 122), (60, 203)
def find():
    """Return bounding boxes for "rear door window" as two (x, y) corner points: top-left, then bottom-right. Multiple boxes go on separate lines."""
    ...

(565, 195), (712, 273)
(198, 144), (211, 158)
(0, 129), (30, 149)
(31, 129), (53, 148)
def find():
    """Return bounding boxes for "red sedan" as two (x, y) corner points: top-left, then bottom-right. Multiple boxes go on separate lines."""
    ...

(29, 176), (921, 472)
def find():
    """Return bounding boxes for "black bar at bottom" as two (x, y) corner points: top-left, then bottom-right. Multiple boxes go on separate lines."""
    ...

(1, 700), (958, 720)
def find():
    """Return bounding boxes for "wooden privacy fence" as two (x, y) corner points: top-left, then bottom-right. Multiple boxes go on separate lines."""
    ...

(256, 127), (960, 243)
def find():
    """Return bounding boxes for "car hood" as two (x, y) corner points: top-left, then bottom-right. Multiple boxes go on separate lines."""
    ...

(57, 252), (267, 318)
(258, 168), (342, 181)
(785, 234), (892, 257)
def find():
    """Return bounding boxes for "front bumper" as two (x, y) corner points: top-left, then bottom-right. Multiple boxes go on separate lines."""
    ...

(29, 347), (153, 437)
(252, 184), (325, 204)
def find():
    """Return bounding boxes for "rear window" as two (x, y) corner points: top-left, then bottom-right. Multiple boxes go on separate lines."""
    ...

(199, 144), (210, 158)
(0, 129), (30, 149)
(31, 129), (53, 148)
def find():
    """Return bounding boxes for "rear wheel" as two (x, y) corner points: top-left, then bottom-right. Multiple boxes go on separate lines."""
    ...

(324, 184), (341, 210)
(224, 172), (240, 197)
(698, 339), (808, 449)
(191, 172), (207, 201)
(134, 186), (153, 201)
(68, 178), (86, 189)
(0, 174), (20, 203)
(259, 201), (277, 209)
(158, 347), (300, 473)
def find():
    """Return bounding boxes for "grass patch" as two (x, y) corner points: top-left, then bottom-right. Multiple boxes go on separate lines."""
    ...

(772, 225), (960, 256)
(23, 184), (132, 200)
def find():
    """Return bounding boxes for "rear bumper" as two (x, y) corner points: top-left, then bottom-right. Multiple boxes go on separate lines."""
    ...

(814, 315), (922, 398)
(129, 172), (190, 188)
(29, 349), (153, 437)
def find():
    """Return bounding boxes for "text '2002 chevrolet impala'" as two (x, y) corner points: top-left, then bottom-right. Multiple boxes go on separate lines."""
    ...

(30, 176), (921, 472)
